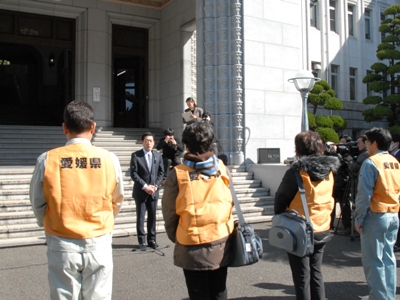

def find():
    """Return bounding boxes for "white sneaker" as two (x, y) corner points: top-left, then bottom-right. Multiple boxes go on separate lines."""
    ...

(360, 297), (369, 300)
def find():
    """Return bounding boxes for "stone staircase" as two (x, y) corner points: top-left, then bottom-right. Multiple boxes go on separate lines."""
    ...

(0, 125), (274, 247)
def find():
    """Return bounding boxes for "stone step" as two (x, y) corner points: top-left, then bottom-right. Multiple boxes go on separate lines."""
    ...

(0, 215), (273, 248)
(0, 125), (274, 247)
(0, 207), (274, 239)
(0, 194), (273, 216)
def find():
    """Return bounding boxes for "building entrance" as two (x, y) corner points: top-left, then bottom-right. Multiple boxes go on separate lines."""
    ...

(0, 10), (75, 126)
(112, 25), (148, 128)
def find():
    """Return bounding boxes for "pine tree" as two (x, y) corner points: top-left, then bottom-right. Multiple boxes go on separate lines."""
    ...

(308, 80), (346, 143)
(362, 4), (400, 132)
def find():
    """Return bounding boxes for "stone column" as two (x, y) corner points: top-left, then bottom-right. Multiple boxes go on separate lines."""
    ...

(196, 0), (244, 165)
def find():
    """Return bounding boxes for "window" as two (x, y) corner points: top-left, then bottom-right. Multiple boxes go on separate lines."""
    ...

(365, 9), (371, 40)
(331, 64), (339, 94)
(348, 5), (354, 36)
(310, 3), (318, 28)
(366, 70), (373, 96)
(350, 68), (357, 100)
(330, 1), (337, 33)
(312, 62), (321, 78)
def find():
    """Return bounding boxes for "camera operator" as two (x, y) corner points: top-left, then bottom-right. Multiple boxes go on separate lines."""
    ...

(156, 128), (184, 183)
(346, 135), (369, 175)
(325, 140), (353, 232)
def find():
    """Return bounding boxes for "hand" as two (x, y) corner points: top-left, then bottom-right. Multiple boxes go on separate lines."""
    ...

(190, 114), (197, 119)
(149, 185), (158, 195)
(169, 137), (176, 145)
(355, 224), (363, 234)
(144, 185), (154, 195)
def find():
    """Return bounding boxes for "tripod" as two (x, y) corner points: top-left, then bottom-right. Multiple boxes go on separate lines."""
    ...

(335, 174), (359, 241)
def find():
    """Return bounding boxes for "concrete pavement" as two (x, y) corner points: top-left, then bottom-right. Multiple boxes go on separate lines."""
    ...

(1, 222), (400, 299)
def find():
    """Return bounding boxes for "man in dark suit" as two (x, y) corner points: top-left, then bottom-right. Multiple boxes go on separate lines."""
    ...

(130, 132), (164, 250)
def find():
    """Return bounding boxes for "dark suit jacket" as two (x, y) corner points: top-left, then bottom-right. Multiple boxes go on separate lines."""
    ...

(393, 150), (400, 162)
(130, 149), (164, 201)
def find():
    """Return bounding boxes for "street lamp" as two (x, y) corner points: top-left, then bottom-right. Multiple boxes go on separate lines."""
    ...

(288, 70), (321, 132)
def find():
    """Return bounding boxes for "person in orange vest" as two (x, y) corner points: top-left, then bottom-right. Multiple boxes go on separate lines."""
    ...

(355, 127), (400, 300)
(162, 120), (234, 300)
(274, 131), (340, 300)
(29, 100), (124, 300)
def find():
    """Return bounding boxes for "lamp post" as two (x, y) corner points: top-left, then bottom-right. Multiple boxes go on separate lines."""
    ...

(288, 70), (321, 132)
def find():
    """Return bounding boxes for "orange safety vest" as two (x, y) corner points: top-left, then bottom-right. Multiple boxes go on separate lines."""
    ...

(368, 153), (400, 213)
(289, 170), (335, 232)
(43, 143), (117, 239)
(174, 161), (234, 245)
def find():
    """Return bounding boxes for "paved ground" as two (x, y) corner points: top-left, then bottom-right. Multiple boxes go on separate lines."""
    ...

(1, 223), (400, 300)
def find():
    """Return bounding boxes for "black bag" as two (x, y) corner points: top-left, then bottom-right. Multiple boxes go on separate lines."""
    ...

(230, 220), (263, 267)
(227, 172), (263, 267)
(269, 171), (314, 257)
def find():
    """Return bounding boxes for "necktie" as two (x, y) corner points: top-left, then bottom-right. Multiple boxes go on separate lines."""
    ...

(147, 153), (152, 170)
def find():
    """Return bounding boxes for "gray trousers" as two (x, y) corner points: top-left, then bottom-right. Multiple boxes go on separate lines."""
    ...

(46, 233), (113, 300)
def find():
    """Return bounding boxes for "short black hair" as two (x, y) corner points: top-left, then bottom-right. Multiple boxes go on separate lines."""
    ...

(182, 120), (214, 154)
(339, 134), (352, 143)
(365, 127), (392, 151)
(163, 128), (174, 136)
(141, 132), (154, 141)
(357, 135), (367, 143)
(63, 100), (94, 134)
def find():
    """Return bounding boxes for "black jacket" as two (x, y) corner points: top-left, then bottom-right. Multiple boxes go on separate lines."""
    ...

(274, 155), (340, 241)
(156, 137), (184, 160)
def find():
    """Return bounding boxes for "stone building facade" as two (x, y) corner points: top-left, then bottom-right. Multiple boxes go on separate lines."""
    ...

(0, 0), (396, 164)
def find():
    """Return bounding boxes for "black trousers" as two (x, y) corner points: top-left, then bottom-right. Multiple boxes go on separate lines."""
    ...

(287, 242), (326, 300)
(162, 156), (181, 179)
(183, 266), (228, 300)
(135, 198), (158, 245)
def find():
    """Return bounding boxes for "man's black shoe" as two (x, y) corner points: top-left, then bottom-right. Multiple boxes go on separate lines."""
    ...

(139, 244), (147, 251)
(148, 241), (159, 249)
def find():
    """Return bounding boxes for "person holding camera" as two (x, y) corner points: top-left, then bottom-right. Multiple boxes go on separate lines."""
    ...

(156, 128), (184, 182)
(325, 141), (352, 232)
(346, 135), (369, 175)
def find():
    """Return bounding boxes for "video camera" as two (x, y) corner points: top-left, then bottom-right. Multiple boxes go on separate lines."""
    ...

(326, 141), (360, 161)
(336, 141), (360, 160)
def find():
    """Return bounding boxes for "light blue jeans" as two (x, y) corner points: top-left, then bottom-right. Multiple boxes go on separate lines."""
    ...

(46, 233), (113, 300)
(360, 211), (398, 300)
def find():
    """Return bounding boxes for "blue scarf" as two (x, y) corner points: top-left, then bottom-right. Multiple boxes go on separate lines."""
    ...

(183, 154), (220, 176)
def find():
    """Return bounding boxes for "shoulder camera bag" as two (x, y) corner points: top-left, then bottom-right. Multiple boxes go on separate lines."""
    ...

(228, 172), (263, 267)
(269, 171), (314, 257)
